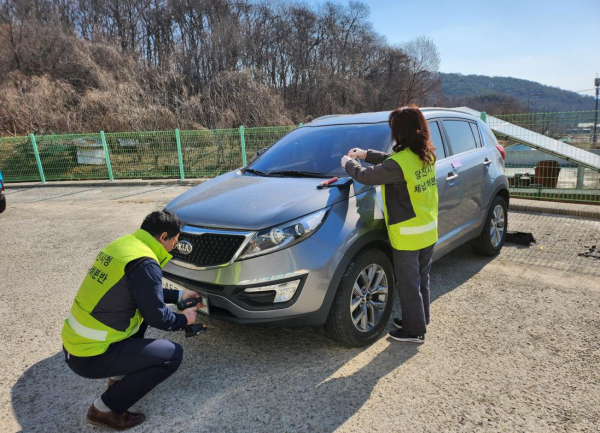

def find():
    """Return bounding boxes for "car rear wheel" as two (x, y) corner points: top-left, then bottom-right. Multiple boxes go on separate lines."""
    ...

(324, 249), (395, 346)
(472, 195), (507, 256)
(0, 197), (5, 213)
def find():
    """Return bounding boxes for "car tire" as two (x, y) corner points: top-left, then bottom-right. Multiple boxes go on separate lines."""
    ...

(472, 195), (507, 256)
(0, 197), (5, 213)
(324, 248), (395, 347)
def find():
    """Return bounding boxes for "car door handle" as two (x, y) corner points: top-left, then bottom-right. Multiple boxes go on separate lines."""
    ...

(446, 172), (458, 181)
(484, 158), (492, 166)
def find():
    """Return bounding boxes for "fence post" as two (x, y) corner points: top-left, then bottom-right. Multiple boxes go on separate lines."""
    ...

(100, 131), (114, 181)
(480, 112), (487, 123)
(576, 166), (585, 189)
(175, 129), (185, 180)
(30, 134), (45, 183)
(239, 125), (247, 166)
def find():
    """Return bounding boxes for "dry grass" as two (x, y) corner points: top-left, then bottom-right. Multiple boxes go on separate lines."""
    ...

(0, 24), (292, 136)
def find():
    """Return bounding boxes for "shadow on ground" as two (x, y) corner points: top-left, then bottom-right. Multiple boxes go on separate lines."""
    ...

(12, 244), (492, 432)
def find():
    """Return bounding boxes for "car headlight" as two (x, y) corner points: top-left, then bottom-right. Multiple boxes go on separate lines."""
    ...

(239, 209), (329, 259)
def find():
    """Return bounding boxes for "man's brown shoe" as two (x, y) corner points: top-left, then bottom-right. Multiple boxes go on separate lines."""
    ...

(86, 403), (145, 430)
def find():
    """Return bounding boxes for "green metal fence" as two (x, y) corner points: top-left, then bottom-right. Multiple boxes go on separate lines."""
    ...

(0, 135), (41, 182)
(491, 111), (600, 205)
(1, 110), (599, 205)
(0, 125), (298, 183)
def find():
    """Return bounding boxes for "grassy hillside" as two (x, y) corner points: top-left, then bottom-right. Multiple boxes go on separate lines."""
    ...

(440, 73), (596, 112)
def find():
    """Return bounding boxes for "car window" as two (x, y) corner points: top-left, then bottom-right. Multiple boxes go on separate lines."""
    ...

(249, 123), (393, 177)
(443, 120), (478, 155)
(480, 124), (499, 147)
(427, 121), (446, 159)
(469, 123), (482, 147)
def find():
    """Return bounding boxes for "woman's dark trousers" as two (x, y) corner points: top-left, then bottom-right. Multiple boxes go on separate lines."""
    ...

(392, 244), (435, 335)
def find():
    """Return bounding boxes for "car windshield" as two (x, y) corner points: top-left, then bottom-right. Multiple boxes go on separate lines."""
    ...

(247, 123), (393, 177)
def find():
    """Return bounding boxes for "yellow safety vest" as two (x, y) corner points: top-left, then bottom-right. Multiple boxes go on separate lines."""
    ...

(61, 229), (172, 356)
(382, 149), (438, 251)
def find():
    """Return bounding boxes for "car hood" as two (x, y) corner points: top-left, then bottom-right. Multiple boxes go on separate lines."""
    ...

(166, 171), (362, 230)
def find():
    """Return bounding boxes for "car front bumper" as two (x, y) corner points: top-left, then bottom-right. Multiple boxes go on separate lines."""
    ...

(163, 236), (342, 326)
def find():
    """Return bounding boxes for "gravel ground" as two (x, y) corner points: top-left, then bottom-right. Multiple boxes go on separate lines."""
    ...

(1, 186), (599, 433)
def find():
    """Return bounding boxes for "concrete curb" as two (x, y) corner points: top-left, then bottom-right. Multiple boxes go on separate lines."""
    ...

(509, 198), (600, 221)
(4, 178), (207, 189)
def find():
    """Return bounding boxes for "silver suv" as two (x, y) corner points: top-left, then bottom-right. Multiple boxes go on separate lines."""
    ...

(163, 108), (509, 346)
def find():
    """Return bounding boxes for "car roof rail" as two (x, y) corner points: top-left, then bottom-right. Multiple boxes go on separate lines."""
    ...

(420, 107), (477, 117)
(311, 114), (351, 122)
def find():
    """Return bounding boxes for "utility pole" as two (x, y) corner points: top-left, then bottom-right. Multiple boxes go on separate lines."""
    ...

(593, 78), (599, 145)
(528, 92), (541, 112)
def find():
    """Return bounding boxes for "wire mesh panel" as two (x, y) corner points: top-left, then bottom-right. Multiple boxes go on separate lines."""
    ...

(494, 111), (599, 149)
(104, 131), (179, 179)
(179, 129), (242, 178)
(0, 136), (41, 182)
(34, 133), (109, 181)
(494, 111), (600, 204)
(243, 126), (297, 162)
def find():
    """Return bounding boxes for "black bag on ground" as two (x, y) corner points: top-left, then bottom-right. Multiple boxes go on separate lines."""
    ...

(505, 232), (536, 246)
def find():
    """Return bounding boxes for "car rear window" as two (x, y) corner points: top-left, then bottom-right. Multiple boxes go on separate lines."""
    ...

(480, 124), (499, 147)
(249, 123), (393, 177)
(443, 120), (478, 155)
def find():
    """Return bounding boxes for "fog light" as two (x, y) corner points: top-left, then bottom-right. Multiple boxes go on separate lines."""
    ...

(243, 279), (301, 303)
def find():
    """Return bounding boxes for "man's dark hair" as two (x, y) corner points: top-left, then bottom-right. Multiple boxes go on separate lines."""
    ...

(141, 210), (184, 239)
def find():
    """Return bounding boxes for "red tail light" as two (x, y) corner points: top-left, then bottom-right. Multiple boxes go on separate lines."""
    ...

(496, 144), (506, 160)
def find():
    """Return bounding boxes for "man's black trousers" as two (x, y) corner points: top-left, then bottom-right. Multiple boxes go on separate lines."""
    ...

(392, 244), (435, 336)
(63, 322), (183, 414)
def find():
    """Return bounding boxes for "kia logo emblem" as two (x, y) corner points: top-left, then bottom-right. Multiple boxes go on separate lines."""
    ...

(176, 240), (193, 255)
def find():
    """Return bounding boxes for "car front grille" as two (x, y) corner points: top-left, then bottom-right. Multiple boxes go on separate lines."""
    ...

(171, 232), (248, 267)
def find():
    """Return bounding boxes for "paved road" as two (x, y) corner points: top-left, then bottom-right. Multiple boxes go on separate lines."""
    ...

(1, 186), (599, 432)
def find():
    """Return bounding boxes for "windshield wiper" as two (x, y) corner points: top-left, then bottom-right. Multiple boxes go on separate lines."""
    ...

(267, 170), (330, 178)
(244, 168), (269, 177)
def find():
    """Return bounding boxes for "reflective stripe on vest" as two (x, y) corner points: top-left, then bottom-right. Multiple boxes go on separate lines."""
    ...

(61, 229), (172, 357)
(382, 149), (439, 251)
(399, 220), (438, 235)
(68, 312), (107, 341)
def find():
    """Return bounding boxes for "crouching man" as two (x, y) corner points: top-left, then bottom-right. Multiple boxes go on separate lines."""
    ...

(61, 210), (201, 430)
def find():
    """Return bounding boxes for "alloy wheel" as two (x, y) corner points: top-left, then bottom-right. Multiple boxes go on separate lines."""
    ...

(490, 204), (505, 248)
(350, 264), (389, 332)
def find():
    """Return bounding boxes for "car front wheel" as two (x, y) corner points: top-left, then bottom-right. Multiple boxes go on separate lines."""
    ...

(324, 249), (395, 346)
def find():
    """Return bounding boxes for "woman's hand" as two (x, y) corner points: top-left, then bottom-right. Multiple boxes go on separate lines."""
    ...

(341, 155), (352, 168)
(347, 148), (367, 159)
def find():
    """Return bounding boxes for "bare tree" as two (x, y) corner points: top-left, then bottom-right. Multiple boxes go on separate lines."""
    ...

(402, 36), (441, 105)
(0, 0), (446, 135)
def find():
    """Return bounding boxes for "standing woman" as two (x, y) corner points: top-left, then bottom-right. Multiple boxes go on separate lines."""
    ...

(341, 105), (438, 343)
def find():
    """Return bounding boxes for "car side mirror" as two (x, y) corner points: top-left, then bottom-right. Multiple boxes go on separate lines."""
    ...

(250, 147), (268, 164)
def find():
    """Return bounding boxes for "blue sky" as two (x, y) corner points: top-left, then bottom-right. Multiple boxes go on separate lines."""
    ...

(296, 0), (600, 95)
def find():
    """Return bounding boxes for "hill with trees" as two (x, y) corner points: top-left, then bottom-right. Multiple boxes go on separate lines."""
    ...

(0, 0), (440, 136)
(438, 73), (596, 113)
(1, 1), (595, 136)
